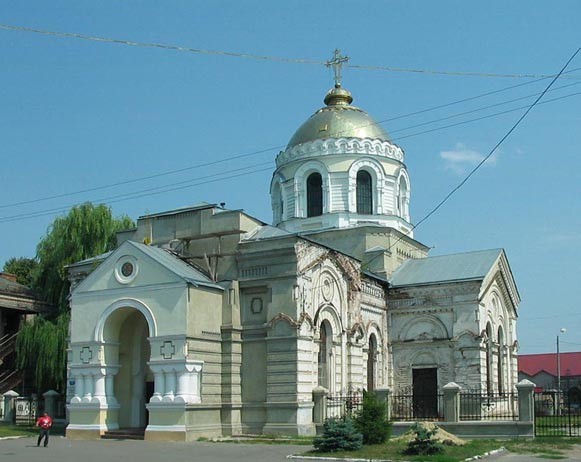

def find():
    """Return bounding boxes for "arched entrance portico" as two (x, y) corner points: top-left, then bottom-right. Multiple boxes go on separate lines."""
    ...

(102, 307), (153, 429)
(98, 300), (156, 430)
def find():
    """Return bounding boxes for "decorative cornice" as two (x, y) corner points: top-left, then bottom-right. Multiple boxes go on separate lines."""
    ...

(275, 137), (404, 168)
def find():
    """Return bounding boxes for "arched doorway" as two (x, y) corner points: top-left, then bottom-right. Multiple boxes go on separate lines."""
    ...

(103, 307), (153, 429)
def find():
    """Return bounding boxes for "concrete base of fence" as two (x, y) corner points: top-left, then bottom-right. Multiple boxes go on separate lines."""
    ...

(392, 421), (534, 439)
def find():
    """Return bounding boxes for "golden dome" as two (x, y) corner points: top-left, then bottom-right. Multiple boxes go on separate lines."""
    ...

(286, 85), (390, 149)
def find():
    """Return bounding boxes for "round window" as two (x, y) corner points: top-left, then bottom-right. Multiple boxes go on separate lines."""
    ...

(121, 261), (134, 277)
(115, 255), (138, 284)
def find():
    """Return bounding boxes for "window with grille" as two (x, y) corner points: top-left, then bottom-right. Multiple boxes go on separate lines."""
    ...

(356, 170), (373, 214)
(307, 173), (323, 217)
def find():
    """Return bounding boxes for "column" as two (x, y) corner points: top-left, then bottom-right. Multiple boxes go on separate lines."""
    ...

(375, 388), (391, 421)
(93, 371), (106, 404)
(151, 370), (165, 403)
(175, 362), (203, 404)
(516, 379), (535, 422)
(82, 373), (93, 402)
(163, 369), (176, 401)
(105, 373), (117, 405)
(42, 390), (59, 417)
(312, 386), (328, 424)
(3, 390), (19, 422)
(443, 382), (461, 423)
(71, 372), (84, 403)
(176, 371), (190, 403)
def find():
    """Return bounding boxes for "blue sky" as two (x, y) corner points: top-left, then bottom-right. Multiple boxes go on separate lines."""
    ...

(1, 1), (580, 355)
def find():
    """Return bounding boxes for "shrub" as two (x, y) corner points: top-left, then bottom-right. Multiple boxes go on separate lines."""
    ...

(404, 422), (445, 455)
(313, 417), (363, 452)
(354, 391), (392, 444)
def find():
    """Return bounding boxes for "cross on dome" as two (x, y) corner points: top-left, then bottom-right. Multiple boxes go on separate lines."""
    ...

(326, 49), (349, 88)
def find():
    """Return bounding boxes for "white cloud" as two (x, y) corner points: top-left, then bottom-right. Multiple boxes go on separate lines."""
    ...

(439, 143), (497, 175)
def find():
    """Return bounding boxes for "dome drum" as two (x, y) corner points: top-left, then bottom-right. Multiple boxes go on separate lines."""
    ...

(271, 85), (413, 235)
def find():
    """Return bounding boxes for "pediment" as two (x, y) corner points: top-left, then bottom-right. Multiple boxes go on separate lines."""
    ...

(73, 241), (191, 294)
(479, 250), (520, 315)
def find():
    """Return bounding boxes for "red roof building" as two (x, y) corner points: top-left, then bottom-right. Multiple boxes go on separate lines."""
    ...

(519, 352), (581, 377)
(518, 352), (581, 395)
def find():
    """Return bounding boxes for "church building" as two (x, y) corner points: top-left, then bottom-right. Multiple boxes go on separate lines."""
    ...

(66, 77), (520, 441)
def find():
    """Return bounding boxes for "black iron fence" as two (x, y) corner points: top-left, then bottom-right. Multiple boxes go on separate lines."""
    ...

(535, 391), (581, 437)
(324, 390), (521, 422)
(326, 390), (363, 419)
(390, 393), (444, 421)
(11, 396), (66, 425)
(459, 392), (518, 421)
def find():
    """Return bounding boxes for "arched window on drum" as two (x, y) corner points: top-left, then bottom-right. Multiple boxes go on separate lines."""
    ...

(356, 170), (373, 214)
(306, 173), (323, 217)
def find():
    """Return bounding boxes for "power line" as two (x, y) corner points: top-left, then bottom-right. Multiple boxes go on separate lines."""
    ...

(1, 23), (580, 80)
(363, 47), (581, 267)
(348, 62), (581, 80)
(388, 80), (581, 135)
(0, 164), (273, 223)
(0, 23), (324, 66)
(0, 146), (281, 210)
(391, 90), (581, 142)
(3, 67), (580, 211)
(402, 48), (580, 237)
(2, 87), (580, 224)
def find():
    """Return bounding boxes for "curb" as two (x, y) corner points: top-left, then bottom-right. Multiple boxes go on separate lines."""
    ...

(287, 447), (507, 462)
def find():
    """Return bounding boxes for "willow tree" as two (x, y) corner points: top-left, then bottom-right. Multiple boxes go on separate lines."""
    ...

(16, 203), (134, 393)
(35, 203), (135, 315)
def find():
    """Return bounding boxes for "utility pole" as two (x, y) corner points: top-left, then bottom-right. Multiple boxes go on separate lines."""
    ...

(557, 328), (566, 416)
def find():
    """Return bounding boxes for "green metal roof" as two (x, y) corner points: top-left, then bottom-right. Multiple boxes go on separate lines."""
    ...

(389, 249), (503, 287)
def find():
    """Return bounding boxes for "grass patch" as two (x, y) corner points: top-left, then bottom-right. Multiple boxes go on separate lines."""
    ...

(0, 423), (66, 438)
(308, 437), (581, 461)
(309, 438), (502, 462)
(0, 423), (39, 438)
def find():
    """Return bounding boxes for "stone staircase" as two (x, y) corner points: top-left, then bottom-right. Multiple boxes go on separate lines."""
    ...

(101, 428), (146, 440)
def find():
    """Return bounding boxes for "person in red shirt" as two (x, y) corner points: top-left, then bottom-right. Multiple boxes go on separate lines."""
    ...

(36, 412), (53, 447)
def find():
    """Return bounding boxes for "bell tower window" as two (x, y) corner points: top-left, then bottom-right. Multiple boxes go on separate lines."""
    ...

(306, 173), (323, 217)
(356, 170), (373, 214)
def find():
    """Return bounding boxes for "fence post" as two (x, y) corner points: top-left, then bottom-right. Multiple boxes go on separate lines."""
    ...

(516, 379), (535, 422)
(443, 382), (461, 422)
(375, 387), (391, 421)
(312, 386), (328, 424)
(43, 390), (60, 419)
(2, 390), (19, 423)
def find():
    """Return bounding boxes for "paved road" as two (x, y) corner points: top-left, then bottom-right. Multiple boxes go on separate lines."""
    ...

(0, 436), (309, 462)
(489, 446), (581, 462)
(2, 436), (581, 462)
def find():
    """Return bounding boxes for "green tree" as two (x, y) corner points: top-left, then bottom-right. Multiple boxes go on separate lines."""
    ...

(16, 314), (69, 393)
(34, 202), (134, 315)
(354, 391), (391, 444)
(2, 257), (38, 287)
(314, 417), (363, 452)
(16, 203), (134, 393)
